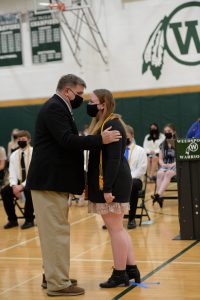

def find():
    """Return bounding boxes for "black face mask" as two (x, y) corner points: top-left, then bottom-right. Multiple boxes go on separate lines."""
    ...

(165, 132), (173, 139)
(18, 141), (28, 149)
(87, 103), (99, 117)
(150, 128), (158, 134)
(13, 134), (18, 140)
(126, 138), (131, 146)
(70, 94), (83, 109)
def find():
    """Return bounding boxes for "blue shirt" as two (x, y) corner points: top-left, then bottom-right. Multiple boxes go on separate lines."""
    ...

(186, 121), (200, 138)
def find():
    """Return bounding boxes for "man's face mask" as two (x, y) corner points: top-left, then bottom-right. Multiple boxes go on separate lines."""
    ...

(126, 138), (131, 146)
(68, 88), (83, 109)
(13, 134), (18, 140)
(18, 140), (28, 149)
(87, 103), (99, 117)
(71, 94), (83, 109)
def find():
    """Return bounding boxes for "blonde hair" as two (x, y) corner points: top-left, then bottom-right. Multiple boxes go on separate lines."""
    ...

(88, 89), (127, 135)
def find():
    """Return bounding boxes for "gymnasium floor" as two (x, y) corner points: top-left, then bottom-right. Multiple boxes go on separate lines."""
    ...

(0, 182), (200, 300)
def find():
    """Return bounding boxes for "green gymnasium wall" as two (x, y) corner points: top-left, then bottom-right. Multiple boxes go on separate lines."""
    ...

(0, 91), (200, 151)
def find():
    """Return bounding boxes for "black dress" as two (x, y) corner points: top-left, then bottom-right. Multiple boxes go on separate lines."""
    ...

(87, 118), (132, 214)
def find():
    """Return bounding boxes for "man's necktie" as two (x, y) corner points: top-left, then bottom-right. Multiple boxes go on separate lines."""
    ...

(21, 152), (26, 182)
(124, 147), (130, 160)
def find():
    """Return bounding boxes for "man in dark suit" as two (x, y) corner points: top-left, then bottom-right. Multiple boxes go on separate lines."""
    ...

(26, 74), (121, 297)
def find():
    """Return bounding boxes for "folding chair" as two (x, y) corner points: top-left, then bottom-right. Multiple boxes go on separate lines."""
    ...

(135, 174), (151, 225)
(13, 197), (25, 219)
(124, 174), (151, 226)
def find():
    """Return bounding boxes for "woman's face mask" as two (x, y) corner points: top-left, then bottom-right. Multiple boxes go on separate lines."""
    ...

(87, 103), (99, 117)
(165, 132), (173, 139)
(150, 128), (158, 134)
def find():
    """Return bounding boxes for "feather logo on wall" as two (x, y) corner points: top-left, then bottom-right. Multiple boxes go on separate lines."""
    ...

(142, 1), (200, 80)
(142, 17), (168, 79)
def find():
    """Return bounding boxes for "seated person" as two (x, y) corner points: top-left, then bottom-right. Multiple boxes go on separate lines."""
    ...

(0, 146), (7, 188)
(151, 124), (177, 208)
(186, 118), (200, 138)
(1, 130), (35, 229)
(143, 123), (165, 181)
(7, 128), (20, 159)
(126, 125), (147, 229)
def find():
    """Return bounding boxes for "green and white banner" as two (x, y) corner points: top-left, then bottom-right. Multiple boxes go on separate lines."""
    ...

(141, 0), (200, 82)
(176, 139), (200, 160)
(0, 13), (22, 67)
(29, 11), (62, 64)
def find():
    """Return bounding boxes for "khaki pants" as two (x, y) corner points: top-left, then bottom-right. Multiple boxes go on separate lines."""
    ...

(31, 190), (71, 291)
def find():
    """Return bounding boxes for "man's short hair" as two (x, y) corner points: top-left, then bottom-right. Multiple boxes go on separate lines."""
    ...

(17, 130), (31, 139)
(126, 125), (134, 136)
(56, 74), (86, 91)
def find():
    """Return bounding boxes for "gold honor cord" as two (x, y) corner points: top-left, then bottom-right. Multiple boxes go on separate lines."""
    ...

(99, 113), (114, 190)
(128, 143), (136, 164)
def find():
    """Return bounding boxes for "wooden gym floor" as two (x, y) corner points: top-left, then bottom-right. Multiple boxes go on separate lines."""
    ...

(0, 182), (200, 300)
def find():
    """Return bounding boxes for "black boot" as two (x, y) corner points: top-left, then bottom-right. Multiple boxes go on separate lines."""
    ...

(151, 193), (159, 205)
(99, 269), (129, 288)
(151, 194), (163, 208)
(126, 265), (141, 283)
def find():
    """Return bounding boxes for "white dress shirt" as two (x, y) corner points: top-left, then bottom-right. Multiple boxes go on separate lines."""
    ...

(9, 146), (33, 187)
(143, 133), (165, 155)
(56, 92), (73, 116)
(127, 143), (147, 179)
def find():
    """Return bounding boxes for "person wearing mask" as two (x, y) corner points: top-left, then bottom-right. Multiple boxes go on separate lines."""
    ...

(1, 130), (34, 229)
(26, 74), (121, 297)
(151, 124), (177, 208)
(186, 118), (200, 138)
(87, 89), (141, 288)
(7, 128), (20, 159)
(143, 123), (165, 181)
(126, 125), (147, 229)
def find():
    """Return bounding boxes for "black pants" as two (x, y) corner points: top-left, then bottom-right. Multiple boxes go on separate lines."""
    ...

(128, 178), (143, 221)
(1, 184), (34, 222)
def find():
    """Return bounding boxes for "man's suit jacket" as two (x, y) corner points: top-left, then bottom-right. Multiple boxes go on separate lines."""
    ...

(26, 94), (102, 194)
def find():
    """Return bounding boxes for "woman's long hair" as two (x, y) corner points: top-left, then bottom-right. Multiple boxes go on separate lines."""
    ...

(163, 123), (177, 152)
(147, 123), (160, 141)
(88, 89), (127, 135)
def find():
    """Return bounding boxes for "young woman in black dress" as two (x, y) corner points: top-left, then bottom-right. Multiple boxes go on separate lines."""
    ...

(86, 89), (140, 288)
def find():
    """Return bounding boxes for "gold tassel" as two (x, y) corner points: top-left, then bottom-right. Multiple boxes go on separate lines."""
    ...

(99, 175), (104, 190)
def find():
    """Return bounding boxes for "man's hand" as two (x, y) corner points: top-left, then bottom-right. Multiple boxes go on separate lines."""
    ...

(104, 192), (115, 203)
(12, 185), (23, 198)
(101, 126), (122, 144)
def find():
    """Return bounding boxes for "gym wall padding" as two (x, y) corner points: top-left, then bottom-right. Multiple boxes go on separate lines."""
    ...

(0, 91), (199, 150)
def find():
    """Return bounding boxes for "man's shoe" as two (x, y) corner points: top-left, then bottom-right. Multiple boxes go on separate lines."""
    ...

(4, 221), (18, 229)
(127, 220), (136, 229)
(47, 285), (85, 296)
(41, 274), (77, 289)
(21, 221), (34, 230)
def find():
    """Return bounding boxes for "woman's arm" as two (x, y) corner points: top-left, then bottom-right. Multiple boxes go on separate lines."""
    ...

(143, 135), (151, 154)
(158, 149), (165, 167)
